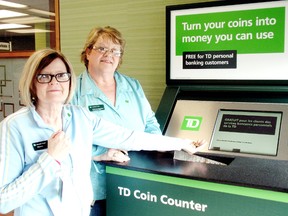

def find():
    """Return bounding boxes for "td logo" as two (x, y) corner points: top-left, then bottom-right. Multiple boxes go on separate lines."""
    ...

(181, 116), (202, 131)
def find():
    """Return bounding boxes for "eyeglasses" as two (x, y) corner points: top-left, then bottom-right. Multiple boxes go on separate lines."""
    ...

(92, 46), (122, 57)
(36, 72), (71, 83)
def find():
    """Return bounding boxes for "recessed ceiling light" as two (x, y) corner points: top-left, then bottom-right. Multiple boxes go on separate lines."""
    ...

(28, 9), (55, 17)
(7, 29), (52, 34)
(0, 0), (27, 8)
(0, 23), (30, 30)
(2, 16), (54, 24)
(0, 9), (28, 19)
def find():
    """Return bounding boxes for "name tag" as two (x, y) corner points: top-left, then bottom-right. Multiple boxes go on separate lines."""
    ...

(32, 140), (48, 151)
(88, 104), (105, 111)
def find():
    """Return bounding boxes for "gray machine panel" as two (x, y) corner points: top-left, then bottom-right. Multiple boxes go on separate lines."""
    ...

(165, 100), (288, 160)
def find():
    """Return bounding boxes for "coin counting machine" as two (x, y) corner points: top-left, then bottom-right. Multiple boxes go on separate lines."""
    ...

(105, 1), (288, 215)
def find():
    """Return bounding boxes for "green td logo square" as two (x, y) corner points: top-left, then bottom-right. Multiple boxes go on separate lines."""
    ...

(181, 116), (202, 131)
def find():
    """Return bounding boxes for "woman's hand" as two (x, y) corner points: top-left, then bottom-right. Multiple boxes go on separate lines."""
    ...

(182, 139), (207, 155)
(47, 130), (71, 162)
(93, 148), (130, 163)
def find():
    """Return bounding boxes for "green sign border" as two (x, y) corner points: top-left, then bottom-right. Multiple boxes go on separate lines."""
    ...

(107, 166), (288, 203)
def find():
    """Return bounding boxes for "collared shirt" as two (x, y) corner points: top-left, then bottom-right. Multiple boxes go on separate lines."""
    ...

(0, 106), (93, 216)
(71, 70), (162, 200)
(0, 105), (185, 215)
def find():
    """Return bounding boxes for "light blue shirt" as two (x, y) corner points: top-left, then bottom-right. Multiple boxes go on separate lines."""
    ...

(71, 70), (162, 200)
(0, 105), (183, 216)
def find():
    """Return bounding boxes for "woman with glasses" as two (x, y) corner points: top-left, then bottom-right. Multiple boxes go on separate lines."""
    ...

(0, 48), (205, 216)
(71, 26), (163, 216)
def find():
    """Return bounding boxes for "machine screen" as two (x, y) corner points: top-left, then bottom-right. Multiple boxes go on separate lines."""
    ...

(210, 109), (282, 156)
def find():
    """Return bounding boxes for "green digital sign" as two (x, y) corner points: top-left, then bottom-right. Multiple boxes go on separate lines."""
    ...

(176, 7), (285, 55)
(167, 0), (288, 83)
